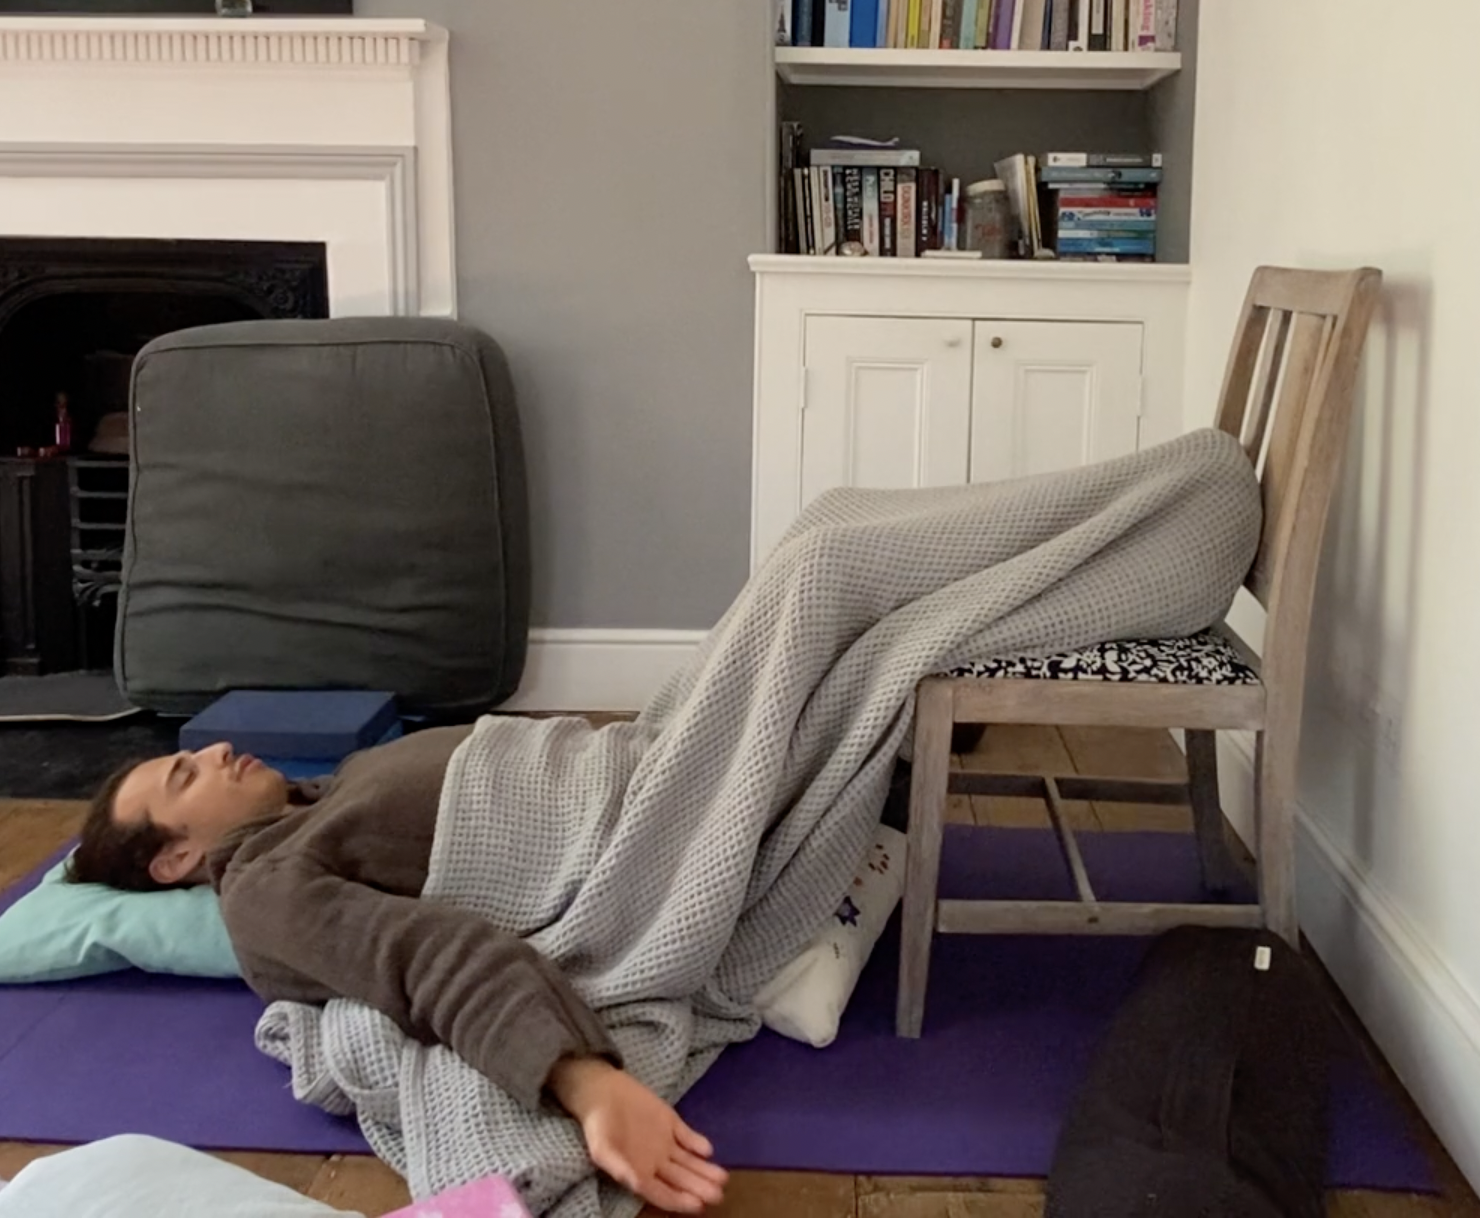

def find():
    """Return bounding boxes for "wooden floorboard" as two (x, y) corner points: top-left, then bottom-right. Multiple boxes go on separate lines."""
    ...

(1, 726), (1477, 1215)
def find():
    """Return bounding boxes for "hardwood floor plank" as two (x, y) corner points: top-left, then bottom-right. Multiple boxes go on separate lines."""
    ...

(858, 1185), (1043, 1217)
(1058, 726), (1192, 832)
(956, 726), (1095, 830)
(305, 1154), (412, 1215)
(211, 1150), (327, 1195)
(0, 800), (85, 890)
(0, 1141), (69, 1181)
(858, 1176), (1041, 1195)
(643, 1170), (855, 1218)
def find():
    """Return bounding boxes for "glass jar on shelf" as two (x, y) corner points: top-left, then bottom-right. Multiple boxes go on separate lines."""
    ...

(963, 179), (1012, 260)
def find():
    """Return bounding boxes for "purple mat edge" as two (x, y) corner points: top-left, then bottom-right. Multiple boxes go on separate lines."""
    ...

(0, 831), (1439, 1196)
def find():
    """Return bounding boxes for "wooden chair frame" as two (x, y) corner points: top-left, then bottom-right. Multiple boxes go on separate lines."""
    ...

(897, 266), (1384, 1039)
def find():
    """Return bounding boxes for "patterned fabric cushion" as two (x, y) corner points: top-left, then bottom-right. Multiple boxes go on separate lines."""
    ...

(942, 630), (1260, 686)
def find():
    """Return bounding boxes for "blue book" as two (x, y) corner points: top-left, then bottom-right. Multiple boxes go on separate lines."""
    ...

(876, 0), (890, 45)
(179, 690), (399, 761)
(961, 0), (980, 48)
(851, 0), (878, 46)
(824, 0), (851, 47)
(794, 0), (815, 46)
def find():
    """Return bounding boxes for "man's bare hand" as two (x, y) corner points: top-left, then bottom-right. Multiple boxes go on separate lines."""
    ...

(549, 1056), (727, 1213)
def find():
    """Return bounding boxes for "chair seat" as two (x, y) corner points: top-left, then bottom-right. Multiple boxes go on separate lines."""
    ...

(941, 630), (1260, 686)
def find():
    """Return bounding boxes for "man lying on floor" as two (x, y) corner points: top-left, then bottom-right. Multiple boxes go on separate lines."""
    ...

(67, 726), (729, 1216)
(65, 431), (1263, 1217)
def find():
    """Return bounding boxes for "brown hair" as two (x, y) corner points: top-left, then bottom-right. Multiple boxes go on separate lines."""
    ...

(66, 760), (186, 893)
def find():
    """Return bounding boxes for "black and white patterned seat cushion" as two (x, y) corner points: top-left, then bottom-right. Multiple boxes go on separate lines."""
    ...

(942, 630), (1260, 686)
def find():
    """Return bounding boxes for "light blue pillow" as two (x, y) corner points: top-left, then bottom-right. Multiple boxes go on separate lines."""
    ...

(0, 854), (240, 984)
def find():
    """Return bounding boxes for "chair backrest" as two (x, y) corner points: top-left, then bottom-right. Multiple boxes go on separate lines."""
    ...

(1213, 266), (1382, 695)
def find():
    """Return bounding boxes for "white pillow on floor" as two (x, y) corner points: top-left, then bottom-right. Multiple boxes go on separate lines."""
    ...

(754, 824), (907, 1048)
(0, 1137), (350, 1218)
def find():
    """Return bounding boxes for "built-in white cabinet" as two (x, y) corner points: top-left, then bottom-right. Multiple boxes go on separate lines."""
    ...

(968, 319), (1143, 483)
(751, 257), (1190, 569)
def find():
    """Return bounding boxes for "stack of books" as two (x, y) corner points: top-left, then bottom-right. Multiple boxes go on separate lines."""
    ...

(777, 0), (1177, 52)
(1040, 153), (1162, 261)
(780, 129), (970, 257)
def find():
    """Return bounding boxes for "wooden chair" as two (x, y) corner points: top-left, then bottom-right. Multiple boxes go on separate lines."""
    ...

(896, 266), (1383, 1039)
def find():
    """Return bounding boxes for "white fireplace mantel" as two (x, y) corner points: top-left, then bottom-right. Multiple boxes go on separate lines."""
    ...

(0, 15), (455, 318)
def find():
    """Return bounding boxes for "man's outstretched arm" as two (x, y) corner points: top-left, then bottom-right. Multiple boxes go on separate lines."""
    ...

(219, 855), (726, 1211)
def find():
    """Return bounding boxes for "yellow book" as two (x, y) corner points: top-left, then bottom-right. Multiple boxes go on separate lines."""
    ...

(907, 0), (922, 47)
(975, 0), (993, 48)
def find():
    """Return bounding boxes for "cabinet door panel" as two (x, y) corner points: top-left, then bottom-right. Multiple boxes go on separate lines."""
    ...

(970, 321), (1142, 484)
(802, 316), (973, 511)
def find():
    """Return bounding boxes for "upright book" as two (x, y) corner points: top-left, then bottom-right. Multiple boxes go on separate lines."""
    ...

(824, 0), (851, 47)
(851, 0), (879, 46)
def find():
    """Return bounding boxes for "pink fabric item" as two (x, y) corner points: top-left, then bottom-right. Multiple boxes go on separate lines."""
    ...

(384, 1176), (531, 1218)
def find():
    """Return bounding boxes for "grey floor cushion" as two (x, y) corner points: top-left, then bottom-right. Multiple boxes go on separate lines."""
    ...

(116, 318), (529, 717)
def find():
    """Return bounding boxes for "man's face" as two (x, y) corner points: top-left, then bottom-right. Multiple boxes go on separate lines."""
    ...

(113, 742), (288, 886)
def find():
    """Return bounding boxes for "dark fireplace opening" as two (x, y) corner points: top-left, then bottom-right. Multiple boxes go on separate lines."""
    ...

(0, 237), (330, 678)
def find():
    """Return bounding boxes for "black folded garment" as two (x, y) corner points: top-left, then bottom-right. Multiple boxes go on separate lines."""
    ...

(1046, 926), (1334, 1218)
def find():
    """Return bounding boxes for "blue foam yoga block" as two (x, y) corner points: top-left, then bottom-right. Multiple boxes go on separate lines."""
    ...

(259, 719), (405, 781)
(178, 690), (400, 760)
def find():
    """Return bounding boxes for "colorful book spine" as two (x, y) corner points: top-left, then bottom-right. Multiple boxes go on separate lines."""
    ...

(776, 0), (793, 45)
(812, 149), (923, 168)
(1154, 0), (1177, 49)
(794, 168), (813, 254)
(991, 0), (1016, 49)
(851, 0), (879, 46)
(1111, 0), (1126, 50)
(917, 169), (937, 251)
(880, 168), (898, 256)
(842, 168), (865, 251)
(897, 170), (918, 257)
(890, 0), (908, 45)
(940, 0), (962, 47)
(960, 0), (979, 50)
(1089, 0), (1107, 49)
(1048, 0), (1071, 49)
(1134, 0), (1156, 47)
(876, 0), (891, 45)
(1040, 166), (1163, 184)
(975, 0), (994, 47)
(862, 169), (881, 255)
(907, 0), (922, 46)
(832, 168), (847, 245)
(794, 0), (816, 46)
(819, 168), (840, 253)
(1046, 151), (1162, 168)
(824, 0), (852, 47)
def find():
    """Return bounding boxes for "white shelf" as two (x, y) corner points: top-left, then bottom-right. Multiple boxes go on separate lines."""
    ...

(774, 48), (1180, 90)
(749, 254), (1190, 284)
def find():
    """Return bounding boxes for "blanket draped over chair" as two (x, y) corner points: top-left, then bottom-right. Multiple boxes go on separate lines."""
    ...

(256, 428), (1263, 1217)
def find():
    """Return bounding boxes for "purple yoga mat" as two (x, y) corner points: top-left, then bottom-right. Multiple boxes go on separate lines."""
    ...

(0, 829), (1435, 1193)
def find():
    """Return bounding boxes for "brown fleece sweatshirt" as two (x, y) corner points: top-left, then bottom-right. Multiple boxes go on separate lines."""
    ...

(207, 725), (618, 1112)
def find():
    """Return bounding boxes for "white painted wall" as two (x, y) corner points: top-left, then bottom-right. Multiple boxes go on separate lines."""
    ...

(1186, 0), (1480, 1187)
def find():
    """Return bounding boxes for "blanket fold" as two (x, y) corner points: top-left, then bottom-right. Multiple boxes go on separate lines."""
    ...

(256, 428), (1263, 1217)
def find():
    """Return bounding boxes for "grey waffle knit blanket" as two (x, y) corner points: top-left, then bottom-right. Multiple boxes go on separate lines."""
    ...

(256, 428), (1261, 1217)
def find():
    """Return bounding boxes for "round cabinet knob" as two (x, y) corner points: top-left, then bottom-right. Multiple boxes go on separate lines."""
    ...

(990, 336), (1005, 349)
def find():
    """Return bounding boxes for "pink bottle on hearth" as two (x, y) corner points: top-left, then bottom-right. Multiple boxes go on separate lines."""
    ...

(54, 393), (73, 452)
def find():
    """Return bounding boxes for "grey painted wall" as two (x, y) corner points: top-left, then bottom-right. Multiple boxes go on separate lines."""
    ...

(357, 0), (772, 629)
(1149, 0), (1198, 262)
(781, 86), (1153, 192)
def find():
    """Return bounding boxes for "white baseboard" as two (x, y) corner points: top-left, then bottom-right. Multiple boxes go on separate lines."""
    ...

(502, 628), (708, 713)
(1218, 736), (1480, 1190)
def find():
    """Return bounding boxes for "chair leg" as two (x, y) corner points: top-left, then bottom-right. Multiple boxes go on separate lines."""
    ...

(897, 680), (955, 1039)
(1186, 729), (1239, 897)
(1255, 730), (1299, 946)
